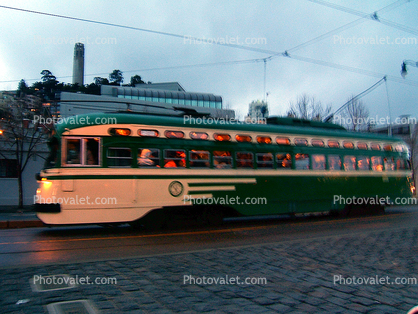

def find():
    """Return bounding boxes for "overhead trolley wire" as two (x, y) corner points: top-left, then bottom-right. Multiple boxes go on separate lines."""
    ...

(285, 0), (415, 54)
(0, 5), (278, 56)
(307, 0), (418, 37)
(0, 2), (417, 88)
(283, 53), (418, 87)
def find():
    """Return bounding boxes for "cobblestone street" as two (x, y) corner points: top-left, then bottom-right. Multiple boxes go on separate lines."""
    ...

(2, 226), (418, 313)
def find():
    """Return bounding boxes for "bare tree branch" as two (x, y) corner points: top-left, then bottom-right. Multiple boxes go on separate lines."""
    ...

(341, 95), (370, 131)
(0, 95), (47, 207)
(287, 94), (331, 121)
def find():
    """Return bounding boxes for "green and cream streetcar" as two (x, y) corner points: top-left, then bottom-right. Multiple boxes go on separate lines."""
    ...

(34, 112), (414, 227)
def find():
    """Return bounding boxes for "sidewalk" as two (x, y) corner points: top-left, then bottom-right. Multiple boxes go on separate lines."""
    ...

(0, 206), (44, 229)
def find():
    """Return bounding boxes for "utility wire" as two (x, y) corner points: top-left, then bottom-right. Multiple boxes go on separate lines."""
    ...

(284, 53), (418, 87)
(4, 54), (418, 88)
(286, 0), (414, 53)
(308, 0), (409, 17)
(3, 53), (418, 88)
(1, 3), (417, 89)
(258, 0), (412, 81)
(0, 5), (277, 55)
(307, 0), (418, 36)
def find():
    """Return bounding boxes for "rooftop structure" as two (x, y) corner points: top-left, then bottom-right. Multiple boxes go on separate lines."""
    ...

(59, 83), (232, 118)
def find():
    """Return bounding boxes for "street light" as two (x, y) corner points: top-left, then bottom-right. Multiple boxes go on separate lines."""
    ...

(401, 60), (418, 78)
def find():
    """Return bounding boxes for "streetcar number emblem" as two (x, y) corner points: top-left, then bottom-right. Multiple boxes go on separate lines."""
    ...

(169, 181), (183, 197)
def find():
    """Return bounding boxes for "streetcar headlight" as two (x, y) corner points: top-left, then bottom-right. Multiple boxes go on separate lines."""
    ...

(42, 180), (52, 187)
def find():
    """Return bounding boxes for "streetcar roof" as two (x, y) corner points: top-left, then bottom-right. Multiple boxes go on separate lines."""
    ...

(54, 112), (403, 143)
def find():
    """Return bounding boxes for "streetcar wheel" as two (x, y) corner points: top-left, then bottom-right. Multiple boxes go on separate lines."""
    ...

(204, 207), (224, 226)
(339, 205), (351, 217)
(98, 223), (123, 228)
(340, 204), (385, 217)
(141, 209), (167, 231)
(128, 220), (143, 230)
(366, 204), (385, 215)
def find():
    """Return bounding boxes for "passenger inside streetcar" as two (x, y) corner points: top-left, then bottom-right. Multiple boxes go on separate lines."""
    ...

(213, 151), (232, 169)
(138, 149), (155, 166)
(164, 150), (186, 168)
(66, 141), (80, 164)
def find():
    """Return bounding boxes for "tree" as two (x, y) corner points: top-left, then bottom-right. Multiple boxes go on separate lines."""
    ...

(287, 94), (331, 121)
(36, 70), (58, 101)
(94, 77), (110, 86)
(341, 96), (369, 131)
(129, 75), (145, 87)
(109, 69), (123, 85)
(40, 70), (57, 83)
(0, 96), (47, 208)
(16, 70), (148, 100)
(17, 79), (29, 97)
(84, 82), (101, 95)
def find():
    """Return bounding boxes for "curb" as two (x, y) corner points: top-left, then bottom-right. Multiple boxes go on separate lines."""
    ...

(0, 220), (44, 229)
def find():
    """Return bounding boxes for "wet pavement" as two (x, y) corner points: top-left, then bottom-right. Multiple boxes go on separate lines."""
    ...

(1, 218), (418, 313)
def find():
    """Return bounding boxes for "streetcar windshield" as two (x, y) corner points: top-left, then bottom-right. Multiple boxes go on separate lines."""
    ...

(44, 137), (60, 169)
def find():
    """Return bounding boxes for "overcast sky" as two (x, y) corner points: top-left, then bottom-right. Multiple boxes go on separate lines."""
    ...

(0, 0), (417, 122)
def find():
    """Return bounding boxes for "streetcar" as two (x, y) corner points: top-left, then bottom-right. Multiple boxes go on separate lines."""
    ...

(34, 111), (414, 227)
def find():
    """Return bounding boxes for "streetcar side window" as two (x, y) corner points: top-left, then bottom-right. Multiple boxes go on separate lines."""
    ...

(257, 136), (272, 144)
(213, 151), (232, 169)
(295, 153), (310, 170)
(357, 142), (368, 150)
(276, 137), (291, 145)
(371, 143), (381, 151)
(85, 138), (100, 166)
(312, 154), (325, 170)
(190, 150), (210, 168)
(236, 152), (254, 168)
(384, 157), (395, 171)
(371, 156), (383, 171)
(190, 132), (208, 140)
(107, 148), (132, 167)
(164, 149), (186, 168)
(328, 155), (342, 170)
(357, 156), (370, 170)
(45, 137), (59, 168)
(294, 138), (308, 146)
(311, 139), (325, 147)
(138, 148), (160, 167)
(256, 153), (273, 168)
(276, 153), (292, 169)
(395, 158), (406, 170)
(63, 137), (101, 167)
(343, 156), (356, 171)
(65, 139), (81, 165)
(328, 140), (340, 148)
(343, 141), (354, 149)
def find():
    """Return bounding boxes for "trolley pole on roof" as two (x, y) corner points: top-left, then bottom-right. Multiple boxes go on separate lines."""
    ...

(384, 76), (392, 136)
(263, 58), (267, 103)
(262, 56), (272, 103)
